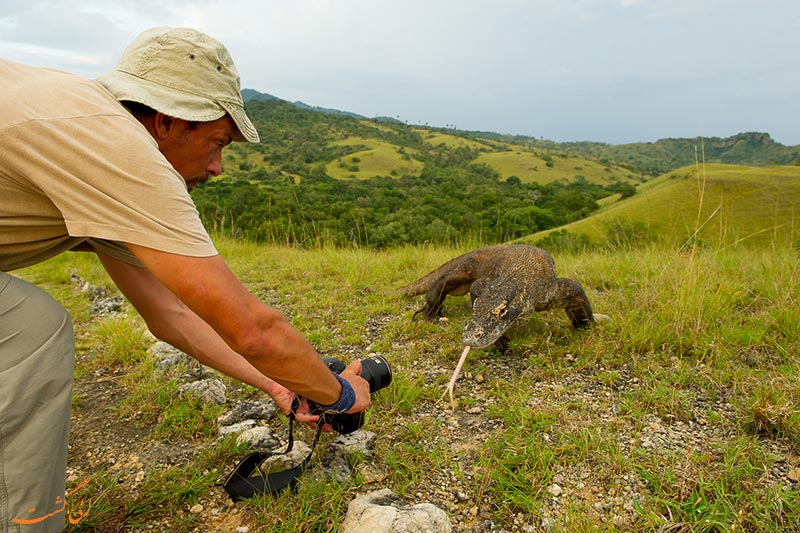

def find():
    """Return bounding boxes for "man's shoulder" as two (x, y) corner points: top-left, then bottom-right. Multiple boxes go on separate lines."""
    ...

(1, 59), (129, 130)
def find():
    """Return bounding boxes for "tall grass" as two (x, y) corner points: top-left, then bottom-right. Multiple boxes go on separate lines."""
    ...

(12, 224), (799, 531)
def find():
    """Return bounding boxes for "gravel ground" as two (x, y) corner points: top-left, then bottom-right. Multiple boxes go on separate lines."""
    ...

(65, 286), (799, 532)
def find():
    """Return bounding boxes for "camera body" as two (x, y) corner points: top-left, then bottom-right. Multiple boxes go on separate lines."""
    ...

(311, 355), (392, 434)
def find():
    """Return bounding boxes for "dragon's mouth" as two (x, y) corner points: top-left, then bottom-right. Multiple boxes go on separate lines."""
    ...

(462, 324), (505, 350)
(464, 339), (495, 350)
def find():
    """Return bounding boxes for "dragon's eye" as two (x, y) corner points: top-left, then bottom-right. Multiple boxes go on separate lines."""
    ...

(493, 303), (508, 317)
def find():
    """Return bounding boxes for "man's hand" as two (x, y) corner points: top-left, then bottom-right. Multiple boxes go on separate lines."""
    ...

(263, 381), (322, 427)
(338, 360), (372, 414)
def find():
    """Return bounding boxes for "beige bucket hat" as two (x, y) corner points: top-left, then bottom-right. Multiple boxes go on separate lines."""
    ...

(97, 26), (259, 143)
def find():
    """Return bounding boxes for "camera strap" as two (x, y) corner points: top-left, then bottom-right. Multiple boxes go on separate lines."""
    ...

(222, 400), (325, 502)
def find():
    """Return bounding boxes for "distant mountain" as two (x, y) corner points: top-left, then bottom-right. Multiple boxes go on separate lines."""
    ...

(205, 94), (800, 249)
(242, 89), (401, 123)
(243, 89), (799, 174)
(241, 88), (282, 102)
(551, 132), (800, 174)
(241, 89), (799, 174)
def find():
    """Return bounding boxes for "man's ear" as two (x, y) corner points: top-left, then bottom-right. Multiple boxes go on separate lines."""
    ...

(152, 112), (185, 140)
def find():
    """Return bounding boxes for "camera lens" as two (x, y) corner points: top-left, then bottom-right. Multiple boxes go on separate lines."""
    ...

(359, 355), (392, 392)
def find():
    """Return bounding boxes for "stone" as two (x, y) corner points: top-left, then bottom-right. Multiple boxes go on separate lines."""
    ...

(236, 426), (280, 449)
(259, 441), (312, 472)
(178, 378), (227, 405)
(217, 399), (279, 426)
(331, 430), (376, 455)
(340, 488), (451, 533)
(148, 341), (203, 376)
(218, 420), (257, 436)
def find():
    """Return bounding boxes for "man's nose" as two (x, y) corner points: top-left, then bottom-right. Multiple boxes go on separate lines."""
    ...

(207, 153), (223, 176)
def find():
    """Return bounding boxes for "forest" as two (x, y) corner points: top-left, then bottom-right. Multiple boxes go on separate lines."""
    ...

(191, 97), (797, 249)
(192, 99), (637, 248)
(192, 160), (636, 248)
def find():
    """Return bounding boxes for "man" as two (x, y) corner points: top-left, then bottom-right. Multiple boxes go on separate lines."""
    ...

(0, 26), (371, 532)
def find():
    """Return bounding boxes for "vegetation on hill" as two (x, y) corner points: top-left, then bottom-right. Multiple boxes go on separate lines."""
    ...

(526, 164), (800, 252)
(242, 89), (800, 177)
(475, 131), (800, 175)
(191, 93), (798, 251)
(195, 99), (640, 248)
(30, 238), (799, 532)
(193, 158), (626, 248)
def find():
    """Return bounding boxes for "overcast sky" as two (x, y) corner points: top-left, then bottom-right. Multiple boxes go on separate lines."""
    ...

(2, 0), (798, 145)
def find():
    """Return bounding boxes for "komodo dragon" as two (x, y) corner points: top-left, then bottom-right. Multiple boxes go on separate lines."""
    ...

(397, 244), (609, 405)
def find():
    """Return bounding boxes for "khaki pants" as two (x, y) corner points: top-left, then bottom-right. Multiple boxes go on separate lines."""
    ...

(0, 271), (74, 533)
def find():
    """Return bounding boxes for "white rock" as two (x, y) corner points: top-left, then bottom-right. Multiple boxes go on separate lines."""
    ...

(340, 489), (451, 533)
(178, 378), (227, 405)
(236, 426), (279, 449)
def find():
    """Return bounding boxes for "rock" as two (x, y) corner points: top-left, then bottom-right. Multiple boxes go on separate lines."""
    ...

(218, 420), (257, 436)
(148, 341), (206, 378)
(259, 441), (312, 472)
(356, 463), (386, 484)
(236, 426), (280, 449)
(69, 273), (123, 315)
(788, 467), (799, 483)
(317, 451), (352, 484)
(178, 378), (227, 405)
(331, 430), (376, 455)
(148, 341), (190, 369)
(340, 488), (451, 533)
(217, 399), (279, 426)
(189, 503), (204, 514)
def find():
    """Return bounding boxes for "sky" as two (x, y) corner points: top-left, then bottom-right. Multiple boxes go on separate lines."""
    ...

(1, 0), (798, 146)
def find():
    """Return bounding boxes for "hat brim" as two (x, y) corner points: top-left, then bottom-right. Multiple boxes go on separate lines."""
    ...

(97, 70), (260, 143)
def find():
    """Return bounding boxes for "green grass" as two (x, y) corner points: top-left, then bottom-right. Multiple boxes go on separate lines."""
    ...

(326, 137), (424, 180)
(12, 231), (800, 531)
(474, 149), (639, 185)
(528, 163), (800, 250)
(417, 129), (490, 150)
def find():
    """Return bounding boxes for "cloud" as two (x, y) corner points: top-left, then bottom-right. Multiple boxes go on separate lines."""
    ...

(1, 0), (797, 144)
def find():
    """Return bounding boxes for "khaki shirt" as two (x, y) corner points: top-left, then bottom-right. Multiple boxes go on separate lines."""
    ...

(0, 58), (217, 272)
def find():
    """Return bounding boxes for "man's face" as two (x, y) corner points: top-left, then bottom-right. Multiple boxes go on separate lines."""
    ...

(159, 114), (238, 190)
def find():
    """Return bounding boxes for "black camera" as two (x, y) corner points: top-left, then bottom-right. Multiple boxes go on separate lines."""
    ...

(311, 355), (392, 434)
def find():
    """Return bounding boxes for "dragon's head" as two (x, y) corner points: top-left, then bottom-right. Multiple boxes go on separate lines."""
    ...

(462, 288), (527, 349)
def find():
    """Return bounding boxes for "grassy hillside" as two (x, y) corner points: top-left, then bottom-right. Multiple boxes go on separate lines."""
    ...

(224, 99), (638, 187)
(326, 137), (424, 180)
(474, 150), (640, 186)
(471, 131), (800, 175)
(18, 238), (798, 532)
(526, 164), (800, 250)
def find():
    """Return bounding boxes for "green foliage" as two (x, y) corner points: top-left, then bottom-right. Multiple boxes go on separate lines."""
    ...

(205, 100), (799, 252)
(193, 164), (621, 248)
(14, 237), (798, 532)
(526, 163), (800, 250)
(491, 131), (800, 175)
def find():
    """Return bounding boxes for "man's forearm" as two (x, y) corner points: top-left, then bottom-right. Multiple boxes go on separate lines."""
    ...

(96, 250), (342, 405)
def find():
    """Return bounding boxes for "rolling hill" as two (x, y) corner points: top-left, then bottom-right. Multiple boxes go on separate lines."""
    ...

(227, 96), (641, 186)
(523, 164), (800, 250)
(199, 92), (800, 250)
(242, 89), (800, 176)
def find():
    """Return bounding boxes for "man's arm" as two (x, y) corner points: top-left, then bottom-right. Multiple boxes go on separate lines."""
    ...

(100, 245), (369, 412)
